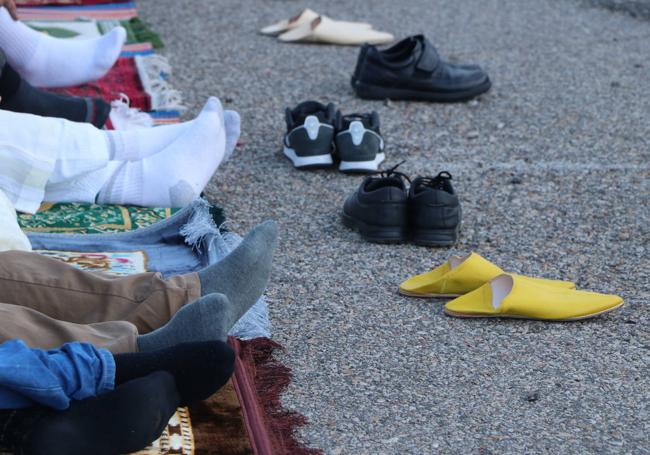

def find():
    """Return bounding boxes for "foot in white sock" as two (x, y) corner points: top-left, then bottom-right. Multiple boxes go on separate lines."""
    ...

(106, 100), (239, 161)
(223, 110), (241, 161)
(98, 97), (227, 207)
(0, 8), (126, 88)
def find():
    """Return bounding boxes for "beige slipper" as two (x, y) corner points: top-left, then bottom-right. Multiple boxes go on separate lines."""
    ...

(260, 9), (373, 36)
(277, 16), (393, 46)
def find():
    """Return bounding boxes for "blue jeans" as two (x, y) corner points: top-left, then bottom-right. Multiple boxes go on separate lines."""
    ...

(0, 340), (114, 410)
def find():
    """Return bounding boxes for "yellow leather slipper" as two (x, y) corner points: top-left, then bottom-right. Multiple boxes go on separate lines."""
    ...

(444, 274), (623, 321)
(399, 252), (575, 298)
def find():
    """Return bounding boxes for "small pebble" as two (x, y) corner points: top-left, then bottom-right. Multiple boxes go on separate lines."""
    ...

(526, 392), (540, 402)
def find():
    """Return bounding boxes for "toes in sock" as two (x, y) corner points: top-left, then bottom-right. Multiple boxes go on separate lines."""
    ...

(137, 293), (235, 352)
(0, 7), (127, 88)
(23, 372), (180, 455)
(0, 58), (110, 127)
(105, 96), (221, 162)
(223, 110), (241, 161)
(114, 341), (235, 405)
(198, 220), (278, 319)
(97, 97), (228, 207)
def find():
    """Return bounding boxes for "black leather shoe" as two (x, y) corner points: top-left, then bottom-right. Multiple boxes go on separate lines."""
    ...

(408, 172), (461, 246)
(342, 165), (409, 243)
(351, 35), (491, 102)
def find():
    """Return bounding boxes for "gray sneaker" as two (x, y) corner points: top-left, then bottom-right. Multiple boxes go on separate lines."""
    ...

(283, 101), (336, 169)
(335, 111), (385, 173)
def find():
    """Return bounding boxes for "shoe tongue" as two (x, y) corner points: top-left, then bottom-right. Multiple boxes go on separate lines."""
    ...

(342, 113), (371, 130)
(413, 36), (440, 73)
(293, 101), (328, 124)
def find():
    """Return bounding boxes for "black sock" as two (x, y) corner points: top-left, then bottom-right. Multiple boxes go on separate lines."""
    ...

(20, 371), (180, 455)
(0, 52), (111, 128)
(114, 341), (235, 406)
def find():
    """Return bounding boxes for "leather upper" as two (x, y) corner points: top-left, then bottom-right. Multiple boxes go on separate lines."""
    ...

(344, 176), (407, 227)
(354, 35), (489, 92)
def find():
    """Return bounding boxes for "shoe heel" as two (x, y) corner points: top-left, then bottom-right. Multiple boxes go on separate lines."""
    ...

(412, 226), (460, 247)
(342, 212), (407, 243)
(283, 146), (333, 169)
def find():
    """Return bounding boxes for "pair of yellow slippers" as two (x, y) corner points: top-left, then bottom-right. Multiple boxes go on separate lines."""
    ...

(399, 252), (624, 321)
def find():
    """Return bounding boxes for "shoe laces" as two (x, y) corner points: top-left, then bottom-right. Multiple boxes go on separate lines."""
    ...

(371, 161), (411, 183)
(415, 171), (453, 191)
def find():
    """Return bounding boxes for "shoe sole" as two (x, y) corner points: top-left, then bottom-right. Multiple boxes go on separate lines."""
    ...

(353, 78), (492, 102)
(342, 211), (407, 243)
(443, 301), (625, 321)
(411, 224), (460, 247)
(339, 153), (386, 174)
(398, 289), (460, 299)
(283, 146), (333, 169)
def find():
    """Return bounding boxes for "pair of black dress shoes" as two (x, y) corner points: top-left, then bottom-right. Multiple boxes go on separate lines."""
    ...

(343, 164), (462, 247)
(351, 34), (491, 102)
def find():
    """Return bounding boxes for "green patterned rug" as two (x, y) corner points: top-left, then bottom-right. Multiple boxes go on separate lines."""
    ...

(18, 202), (180, 234)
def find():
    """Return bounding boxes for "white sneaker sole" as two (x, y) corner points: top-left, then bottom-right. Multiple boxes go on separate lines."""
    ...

(339, 153), (386, 172)
(283, 146), (333, 168)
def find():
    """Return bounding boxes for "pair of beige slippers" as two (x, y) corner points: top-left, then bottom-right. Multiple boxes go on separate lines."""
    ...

(260, 8), (394, 45)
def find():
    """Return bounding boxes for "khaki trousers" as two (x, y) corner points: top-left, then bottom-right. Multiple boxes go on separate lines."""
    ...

(0, 251), (201, 353)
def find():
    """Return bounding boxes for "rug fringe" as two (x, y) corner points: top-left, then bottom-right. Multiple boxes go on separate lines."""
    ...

(239, 338), (323, 455)
(179, 200), (272, 340)
(134, 54), (185, 111)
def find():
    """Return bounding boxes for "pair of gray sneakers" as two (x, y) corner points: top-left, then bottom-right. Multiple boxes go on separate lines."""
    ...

(283, 101), (385, 173)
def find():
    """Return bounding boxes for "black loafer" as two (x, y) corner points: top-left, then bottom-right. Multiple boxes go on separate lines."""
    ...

(342, 165), (409, 243)
(351, 35), (491, 102)
(408, 172), (461, 246)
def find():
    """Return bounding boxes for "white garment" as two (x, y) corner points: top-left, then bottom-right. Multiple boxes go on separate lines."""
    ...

(0, 189), (31, 252)
(0, 109), (110, 213)
(0, 98), (236, 211)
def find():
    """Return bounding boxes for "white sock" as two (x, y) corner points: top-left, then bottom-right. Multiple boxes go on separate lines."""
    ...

(97, 97), (227, 207)
(106, 106), (240, 162)
(0, 9), (126, 88)
(223, 110), (241, 161)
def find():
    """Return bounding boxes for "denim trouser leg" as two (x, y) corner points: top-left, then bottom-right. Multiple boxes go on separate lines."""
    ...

(0, 339), (115, 410)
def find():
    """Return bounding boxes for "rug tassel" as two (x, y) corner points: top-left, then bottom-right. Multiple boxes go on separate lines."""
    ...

(239, 338), (323, 455)
(179, 199), (272, 340)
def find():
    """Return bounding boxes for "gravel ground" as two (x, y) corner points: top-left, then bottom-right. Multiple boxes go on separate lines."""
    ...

(586, 0), (650, 20)
(139, 1), (649, 453)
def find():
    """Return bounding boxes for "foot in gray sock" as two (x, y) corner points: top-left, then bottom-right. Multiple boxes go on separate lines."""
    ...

(137, 293), (236, 351)
(197, 220), (277, 318)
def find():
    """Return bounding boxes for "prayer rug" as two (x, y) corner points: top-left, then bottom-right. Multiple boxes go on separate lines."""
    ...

(16, 2), (138, 21)
(18, 201), (179, 234)
(19, 202), (319, 455)
(49, 56), (182, 112)
(16, 0), (129, 5)
(24, 17), (164, 52)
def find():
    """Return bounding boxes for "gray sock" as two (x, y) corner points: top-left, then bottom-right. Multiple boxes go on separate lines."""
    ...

(137, 293), (234, 352)
(197, 220), (277, 318)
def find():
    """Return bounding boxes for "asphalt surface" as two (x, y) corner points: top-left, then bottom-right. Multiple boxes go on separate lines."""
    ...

(138, 0), (650, 453)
